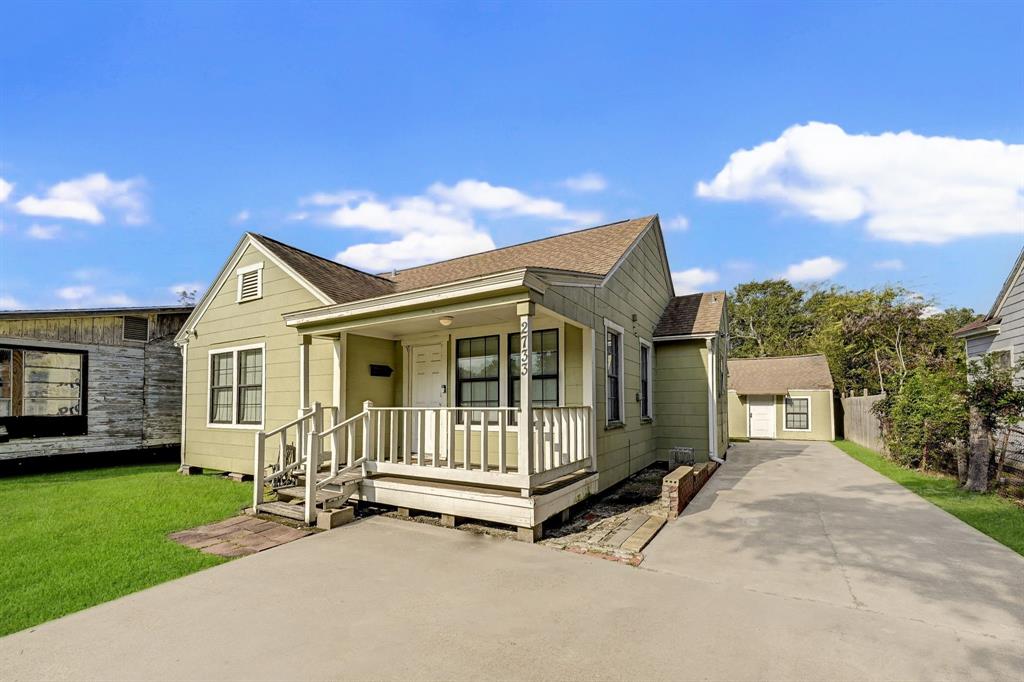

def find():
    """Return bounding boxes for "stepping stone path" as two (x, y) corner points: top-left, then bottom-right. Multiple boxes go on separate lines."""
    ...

(169, 515), (312, 557)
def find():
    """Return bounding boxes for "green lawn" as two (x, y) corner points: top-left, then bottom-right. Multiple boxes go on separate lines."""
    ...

(0, 464), (251, 637)
(834, 439), (1024, 556)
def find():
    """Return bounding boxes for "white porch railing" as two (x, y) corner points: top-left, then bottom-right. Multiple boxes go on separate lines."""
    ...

(254, 401), (594, 523)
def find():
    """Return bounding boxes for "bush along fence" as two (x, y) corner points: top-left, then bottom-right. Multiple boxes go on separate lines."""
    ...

(840, 390), (887, 454)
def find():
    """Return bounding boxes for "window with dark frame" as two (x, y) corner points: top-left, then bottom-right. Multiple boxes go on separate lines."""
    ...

(784, 397), (809, 430)
(0, 344), (87, 438)
(640, 343), (651, 419)
(607, 329), (622, 423)
(209, 352), (234, 423)
(455, 335), (499, 423)
(508, 329), (559, 409)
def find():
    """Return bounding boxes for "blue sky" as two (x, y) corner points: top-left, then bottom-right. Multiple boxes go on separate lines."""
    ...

(1, 1), (1021, 313)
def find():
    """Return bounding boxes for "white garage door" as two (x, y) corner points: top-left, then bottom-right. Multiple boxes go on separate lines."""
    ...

(748, 396), (775, 439)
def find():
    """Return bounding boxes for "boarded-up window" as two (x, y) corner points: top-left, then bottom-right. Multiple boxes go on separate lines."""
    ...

(122, 316), (149, 342)
(0, 345), (88, 439)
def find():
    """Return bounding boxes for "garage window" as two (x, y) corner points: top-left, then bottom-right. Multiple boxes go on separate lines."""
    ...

(784, 397), (810, 431)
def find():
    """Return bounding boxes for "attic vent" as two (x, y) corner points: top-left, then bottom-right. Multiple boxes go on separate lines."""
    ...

(236, 263), (264, 303)
(123, 316), (149, 342)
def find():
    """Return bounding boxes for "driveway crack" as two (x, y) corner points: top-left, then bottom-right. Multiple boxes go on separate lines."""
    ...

(814, 497), (866, 610)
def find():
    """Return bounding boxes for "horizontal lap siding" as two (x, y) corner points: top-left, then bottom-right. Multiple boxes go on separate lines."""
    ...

(539, 227), (674, 491)
(968, 269), (1024, 390)
(654, 341), (711, 461)
(183, 245), (334, 474)
(776, 390), (834, 441)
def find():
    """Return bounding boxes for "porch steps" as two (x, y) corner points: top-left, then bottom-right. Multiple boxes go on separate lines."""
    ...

(255, 501), (307, 521)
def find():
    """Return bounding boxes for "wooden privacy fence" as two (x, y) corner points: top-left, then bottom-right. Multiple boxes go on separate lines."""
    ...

(840, 392), (887, 454)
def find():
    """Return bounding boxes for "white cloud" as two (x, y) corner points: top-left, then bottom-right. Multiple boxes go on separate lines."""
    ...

(26, 224), (61, 240)
(427, 180), (601, 223)
(0, 295), (24, 310)
(0, 177), (12, 202)
(672, 267), (719, 294)
(696, 122), (1024, 244)
(664, 214), (690, 231)
(16, 173), (147, 225)
(55, 285), (134, 307)
(781, 256), (846, 282)
(562, 172), (608, 193)
(298, 179), (601, 272)
(873, 258), (904, 270)
(233, 210), (251, 224)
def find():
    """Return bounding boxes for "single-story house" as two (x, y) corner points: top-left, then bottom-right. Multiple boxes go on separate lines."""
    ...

(0, 306), (192, 461)
(727, 354), (835, 441)
(174, 214), (729, 537)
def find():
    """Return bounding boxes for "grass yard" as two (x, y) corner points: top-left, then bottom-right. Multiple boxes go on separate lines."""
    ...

(834, 439), (1024, 557)
(0, 464), (251, 637)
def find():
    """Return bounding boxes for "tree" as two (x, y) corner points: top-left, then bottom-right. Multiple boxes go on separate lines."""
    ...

(728, 280), (810, 358)
(875, 366), (967, 472)
(175, 288), (198, 305)
(964, 354), (1024, 492)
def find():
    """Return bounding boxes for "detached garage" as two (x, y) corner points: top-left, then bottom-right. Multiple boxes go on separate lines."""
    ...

(727, 354), (835, 441)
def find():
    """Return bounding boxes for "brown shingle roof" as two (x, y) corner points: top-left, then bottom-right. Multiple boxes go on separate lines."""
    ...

(249, 233), (395, 304)
(385, 216), (656, 292)
(653, 291), (726, 337)
(953, 316), (1000, 336)
(728, 354), (834, 394)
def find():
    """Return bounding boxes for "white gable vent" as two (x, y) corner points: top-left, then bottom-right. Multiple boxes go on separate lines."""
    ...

(123, 316), (149, 342)
(236, 262), (264, 303)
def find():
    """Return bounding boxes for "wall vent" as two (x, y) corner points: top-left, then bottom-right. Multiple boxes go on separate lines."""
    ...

(236, 264), (263, 303)
(123, 316), (149, 342)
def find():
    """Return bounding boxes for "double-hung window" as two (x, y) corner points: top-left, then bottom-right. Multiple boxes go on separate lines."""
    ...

(784, 397), (810, 431)
(455, 335), (499, 423)
(605, 321), (624, 425)
(639, 340), (652, 420)
(508, 329), (559, 409)
(208, 345), (264, 427)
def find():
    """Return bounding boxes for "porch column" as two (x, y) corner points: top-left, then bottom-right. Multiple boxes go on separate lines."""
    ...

(582, 326), (597, 472)
(517, 301), (535, 492)
(298, 334), (311, 410)
(332, 333), (347, 417)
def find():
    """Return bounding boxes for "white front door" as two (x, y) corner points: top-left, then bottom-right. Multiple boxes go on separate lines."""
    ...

(748, 396), (775, 439)
(410, 343), (445, 456)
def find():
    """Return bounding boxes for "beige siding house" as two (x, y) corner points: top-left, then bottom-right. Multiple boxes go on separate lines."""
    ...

(727, 354), (835, 441)
(175, 215), (727, 538)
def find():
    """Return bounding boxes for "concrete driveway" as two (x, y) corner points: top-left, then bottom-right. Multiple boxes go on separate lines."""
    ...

(1, 441), (1021, 681)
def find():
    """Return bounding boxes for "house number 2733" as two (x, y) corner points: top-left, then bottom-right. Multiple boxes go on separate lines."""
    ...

(520, 321), (530, 376)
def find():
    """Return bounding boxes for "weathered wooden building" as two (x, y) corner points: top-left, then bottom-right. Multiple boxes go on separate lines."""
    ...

(0, 306), (192, 461)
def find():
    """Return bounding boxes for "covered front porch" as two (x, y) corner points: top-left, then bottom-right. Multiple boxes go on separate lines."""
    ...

(254, 287), (600, 534)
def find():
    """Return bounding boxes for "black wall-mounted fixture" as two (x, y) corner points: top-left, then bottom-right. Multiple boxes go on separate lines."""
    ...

(369, 364), (394, 377)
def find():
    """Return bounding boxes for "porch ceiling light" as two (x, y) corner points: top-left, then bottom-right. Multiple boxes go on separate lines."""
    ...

(439, 315), (454, 327)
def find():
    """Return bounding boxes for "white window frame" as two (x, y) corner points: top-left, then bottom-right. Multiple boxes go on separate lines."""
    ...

(206, 342), (266, 429)
(782, 394), (812, 433)
(639, 337), (653, 421)
(236, 262), (264, 303)
(604, 318), (625, 426)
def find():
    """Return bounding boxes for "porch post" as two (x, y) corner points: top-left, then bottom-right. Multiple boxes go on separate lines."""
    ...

(298, 334), (311, 410)
(517, 302), (535, 494)
(582, 326), (597, 472)
(332, 333), (346, 416)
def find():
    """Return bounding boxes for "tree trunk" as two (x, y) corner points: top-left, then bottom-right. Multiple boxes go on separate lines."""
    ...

(919, 420), (929, 471)
(955, 444), (968, 485)
(965, 407), (991, 492)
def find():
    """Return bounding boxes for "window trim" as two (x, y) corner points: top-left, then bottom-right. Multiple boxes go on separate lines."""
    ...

(454, 334), (501, 423)
(508, 328), (560, 410)
(782, 395), (812, 432)
(639, 337), (653, 421)
(206, 342), (265, 429)
(604, 318), (625, 426)
(235, 262), (264, 303)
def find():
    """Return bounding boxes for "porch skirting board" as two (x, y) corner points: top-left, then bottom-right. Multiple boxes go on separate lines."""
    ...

(347, 471), (599, 529)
